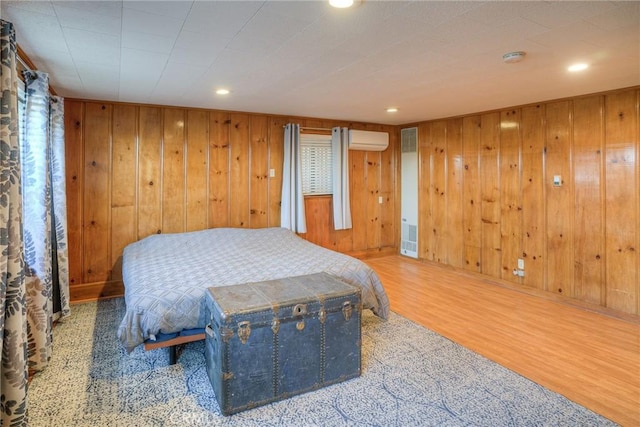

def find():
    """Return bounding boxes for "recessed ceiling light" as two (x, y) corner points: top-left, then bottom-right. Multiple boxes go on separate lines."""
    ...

(386, 108), (398, 113)
(568, 63), (589, 72)
(329, 0), (354, 8)
(502, 51), (526, 63)
(216, 88), (230, 95)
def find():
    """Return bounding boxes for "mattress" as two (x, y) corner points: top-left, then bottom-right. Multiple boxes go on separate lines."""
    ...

(117, 227), (390, 352)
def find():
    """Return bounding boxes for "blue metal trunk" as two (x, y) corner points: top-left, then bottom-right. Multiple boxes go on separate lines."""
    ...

(204, 272), (362, 416)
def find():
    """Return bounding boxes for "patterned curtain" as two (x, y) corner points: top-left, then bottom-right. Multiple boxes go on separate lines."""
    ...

(22, 70), (70, 372)
(331, 127), (352, 230)
(1, 19), (29, 427)
(281, 123), (306, 233)
(48, 96), (70, 322)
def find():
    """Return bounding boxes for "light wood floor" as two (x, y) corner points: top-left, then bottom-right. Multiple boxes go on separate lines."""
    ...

(364, 255), (640, 426)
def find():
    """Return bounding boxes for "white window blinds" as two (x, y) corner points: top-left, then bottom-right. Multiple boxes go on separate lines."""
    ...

(301, 133), (333, 195)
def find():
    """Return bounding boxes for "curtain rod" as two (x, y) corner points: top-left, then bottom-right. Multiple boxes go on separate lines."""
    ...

(16, 54), (32, 72)
(302, 126), (332, 131)
(16, 45), (34, 72)
(282, 125), (333, 131)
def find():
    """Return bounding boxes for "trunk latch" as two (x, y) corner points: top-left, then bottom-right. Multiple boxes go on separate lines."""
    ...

(342, 301), (353, 321)
(237, 321), (251, 344)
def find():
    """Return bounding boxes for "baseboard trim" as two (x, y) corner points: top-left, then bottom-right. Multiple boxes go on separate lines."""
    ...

(70, 281), (124, 304)
(346, 246), (397, 260)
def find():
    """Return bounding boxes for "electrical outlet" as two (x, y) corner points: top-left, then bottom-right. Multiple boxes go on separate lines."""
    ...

(553, 175), (562, 186)
(517, 269), (525, 277)
(517, 258), (524, 270)
(269, 169), (275, 178)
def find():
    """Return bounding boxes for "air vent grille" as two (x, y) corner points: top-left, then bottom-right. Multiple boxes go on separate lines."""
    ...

(401, 127), (417, 153)
(401, 223), (418, 256)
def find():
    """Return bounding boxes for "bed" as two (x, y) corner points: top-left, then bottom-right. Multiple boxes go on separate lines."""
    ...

(117, 227), (390, 356)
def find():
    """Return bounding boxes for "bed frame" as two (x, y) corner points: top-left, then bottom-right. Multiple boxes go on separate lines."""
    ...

(143, 331), (205, 364)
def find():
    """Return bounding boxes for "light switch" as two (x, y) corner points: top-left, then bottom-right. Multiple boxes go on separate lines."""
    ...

(378, 196), (383, 204)
(269, 169), (275, 178)
(553, 175), (561, 186)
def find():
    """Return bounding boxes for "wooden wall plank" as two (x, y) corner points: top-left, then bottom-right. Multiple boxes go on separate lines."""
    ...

(111, 105), (137, 209)
(520, 104), (546, 290)
(304, 196), (333, 248)
(604, 91), (638, 313)
(431, 121), (447, 264)
(573, 96), (604, 305)
(462, 115), (481, 272)
(480, 112), (501, 276)
(186, 110), (209, 232)
(545, 101), (573, 296)
(418, 122), (433, 260)
(334, 227), (354, 253)
(83, 103), (111, 283)
(447, 119), (464, 268)
(250, 115), (269, 228)
(64, 100), (84, 286)
(137, 106), (162, 238)
(268, 117), (286, 228)
(637, 90), (640, 316)
(499, 109), (522, 282)
(162, 108), (186, 233)
(110, 104), (137, 281)
(350, 150), (368, 251)
(380, 131), (396, 248)
(229, 113), (250, 228)
(366, 152), (381, 249)
(209, 111), (229, 228)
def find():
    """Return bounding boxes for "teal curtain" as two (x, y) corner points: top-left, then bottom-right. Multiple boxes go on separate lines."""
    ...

(1, 18), (29, 427)
(281, 124), (306, 233)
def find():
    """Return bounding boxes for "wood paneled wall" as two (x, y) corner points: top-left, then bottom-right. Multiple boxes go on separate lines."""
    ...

(65, 100), (398, 301)
(414, 87), (639, 315)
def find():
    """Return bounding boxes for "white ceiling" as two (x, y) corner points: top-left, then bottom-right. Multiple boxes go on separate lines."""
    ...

(2, 0), (638, 125)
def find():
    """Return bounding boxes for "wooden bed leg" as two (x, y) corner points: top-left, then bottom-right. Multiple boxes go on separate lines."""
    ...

(169, 345), (177, 365)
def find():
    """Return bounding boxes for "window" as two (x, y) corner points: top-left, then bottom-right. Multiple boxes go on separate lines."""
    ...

(301, 133), (332, 195)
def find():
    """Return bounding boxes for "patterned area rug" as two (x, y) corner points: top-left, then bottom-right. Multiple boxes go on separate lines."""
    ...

(29, 299), (615, 426)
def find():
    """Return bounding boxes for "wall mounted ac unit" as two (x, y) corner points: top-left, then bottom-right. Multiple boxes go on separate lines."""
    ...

(348, 130), (389, 151)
